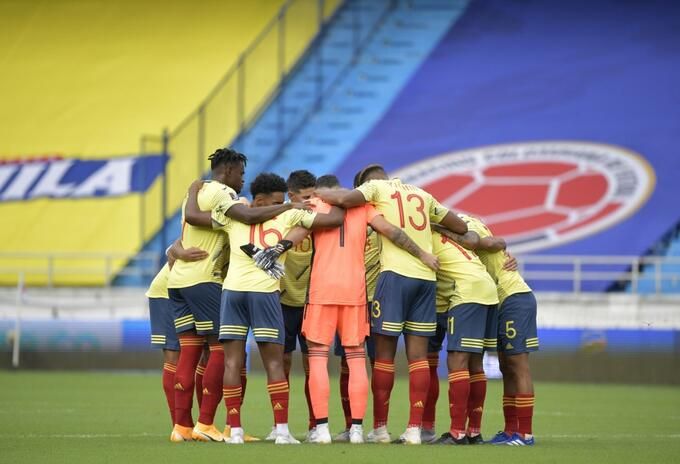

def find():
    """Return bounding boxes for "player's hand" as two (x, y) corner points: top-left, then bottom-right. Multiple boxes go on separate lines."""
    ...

(420, 251), (440, 271)
(503, 252), (518, 271)
(254, 240), (293, 270)
(289, 201), (312, 212)
(188, 179), (204, 195)
(179, 247), (209, 262)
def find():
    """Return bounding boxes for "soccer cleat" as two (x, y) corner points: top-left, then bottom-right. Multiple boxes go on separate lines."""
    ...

(265, 426), (277, 441)
(274, 432), (301, 444)
(192, 422), (224, 442)
(309, 424), (332, 444)
(467, 434), (485, 445)
(334, 429), (350, 442)
(169, 424), (193, 442)
(349, 424), (364, 444)
(224, 425), (260, 442)
(488, 431), (513, 445)
(505, 433), (535, 446)
(420, 428), (437, 443)
(367, 426), (391, 443)
(224, 427), (244, 444)
(431, 432), (469, 445)
(392, 426), (421, 445)
(304, 427), (318, 443)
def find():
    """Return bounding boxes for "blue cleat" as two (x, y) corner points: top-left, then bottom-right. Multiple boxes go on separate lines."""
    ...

(505, 433), (535, 446)
(488, 431), (513, 445)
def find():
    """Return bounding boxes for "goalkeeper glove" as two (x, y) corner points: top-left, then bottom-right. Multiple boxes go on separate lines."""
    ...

(253, 240), (293, 270)
(240, 244), (286, 280)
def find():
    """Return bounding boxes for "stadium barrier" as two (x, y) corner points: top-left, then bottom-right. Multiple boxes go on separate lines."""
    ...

(2, 252), (679, 293)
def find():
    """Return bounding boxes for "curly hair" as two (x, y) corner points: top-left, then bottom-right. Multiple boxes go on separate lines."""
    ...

(250, 172), (287, 198)
(208, 147), (247, 170)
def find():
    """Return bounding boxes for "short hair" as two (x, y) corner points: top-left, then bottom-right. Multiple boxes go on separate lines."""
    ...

(358, 164), (386, 185)
(316, 174), (340, 189)
(250, 172), (287, 198)
(352, 170), (363, 188)
(208, 147), (247, 170)
(287, 170), (317, 192)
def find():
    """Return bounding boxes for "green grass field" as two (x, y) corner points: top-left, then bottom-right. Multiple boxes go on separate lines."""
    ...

(1, 370), (679, 463)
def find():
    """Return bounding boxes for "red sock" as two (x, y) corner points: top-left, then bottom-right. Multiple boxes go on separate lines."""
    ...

(503, 395), (517, 435)
(516, 393), (535, 437)
(267, 380), (290, 425)
(223, 385), (242, 428)
(174, 335), (204, 427)
(162, 362), (176, 426)
(371, 359), (395, 429)
(422, 354), (439, 430)
(467, 371), (487, 436)
(339, 357), (351, 429)
(304, 366), (316, 429)
(240, 367), (248, 405)
(195, 363), (206, 408)
(448, 369), (470, 437)
(198, 344), (224, 425)
(407, 360), (430, 428)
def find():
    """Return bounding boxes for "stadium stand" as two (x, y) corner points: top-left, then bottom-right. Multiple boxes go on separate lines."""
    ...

(0, 0), (339, 285)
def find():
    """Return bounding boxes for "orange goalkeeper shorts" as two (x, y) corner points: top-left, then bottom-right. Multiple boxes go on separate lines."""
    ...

(302, 304), (369, 347)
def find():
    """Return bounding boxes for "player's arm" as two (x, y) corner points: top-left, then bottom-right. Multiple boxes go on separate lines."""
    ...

(183, 180), (310, 227)
(283, 226), (311, 246)
(431, 223), (481, 250)
(167, 239), (209, 262)
(369, 215), (439, 271)
(315, 188), (367, 209)
(434, 211), (468, 235)
(308, 205), (345, 229)
(503, 251), (518, 271)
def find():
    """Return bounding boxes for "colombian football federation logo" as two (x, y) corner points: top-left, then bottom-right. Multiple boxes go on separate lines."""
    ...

(392, 141), (655, 253)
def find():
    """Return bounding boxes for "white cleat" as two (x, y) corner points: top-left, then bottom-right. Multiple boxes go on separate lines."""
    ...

(264, 426), (277, 441)
(349, 424), (364, 444)
(367, 425), (391, 443)
(421, 428), (437, 443)
(396, 426), (422, 445)
(224, 427), (244, 444)
(309, 424), (331, 444)
(304, 427), (318, 443)
(334, 429), (350, 442)
(274, 432), (301, 444)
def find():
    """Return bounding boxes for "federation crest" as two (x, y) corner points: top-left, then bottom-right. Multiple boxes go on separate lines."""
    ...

(391, 141), (655, 252)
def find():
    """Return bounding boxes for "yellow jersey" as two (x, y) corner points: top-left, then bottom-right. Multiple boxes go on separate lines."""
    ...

(146, 263), (170, 299)
(432, 231), (498, 312)
(167, 181), (238, 289)
(461, 214), (531, 304)
(212, 209), (317, 293)
(364, 227), (381, 300)
(357, 178), (448, 281)
(280, 235), (313, 307)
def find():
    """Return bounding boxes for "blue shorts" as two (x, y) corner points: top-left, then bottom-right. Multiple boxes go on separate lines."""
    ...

(447, 303), (495, 353)
(498, 292), (539, 354)
(371, 271), (437, 337)
(219, 290), (285, 345)
(427, 312), (449, 353)
(149, 298), (180, 351)
(484, 305), (499, 352)
(282, 304), (308, 354)
(334, 332), (375, 360)
(168, 282), (221, 335)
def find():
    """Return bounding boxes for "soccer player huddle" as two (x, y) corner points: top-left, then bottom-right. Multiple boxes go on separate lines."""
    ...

(146, 148), (538, 447)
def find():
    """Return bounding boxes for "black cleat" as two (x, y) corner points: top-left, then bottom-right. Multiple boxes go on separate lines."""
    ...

(466, 434), (485, 445)
(431, 432), (469, 445)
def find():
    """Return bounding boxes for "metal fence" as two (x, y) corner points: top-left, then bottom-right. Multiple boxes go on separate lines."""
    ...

(1, 252), (679, 294)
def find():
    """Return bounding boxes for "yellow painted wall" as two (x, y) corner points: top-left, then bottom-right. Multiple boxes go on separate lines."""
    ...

(0, 0), (341, 285)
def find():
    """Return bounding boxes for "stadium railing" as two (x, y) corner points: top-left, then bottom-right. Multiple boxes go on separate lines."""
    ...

(138, 0), (345, 252)
(1, 252), (679, 294)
